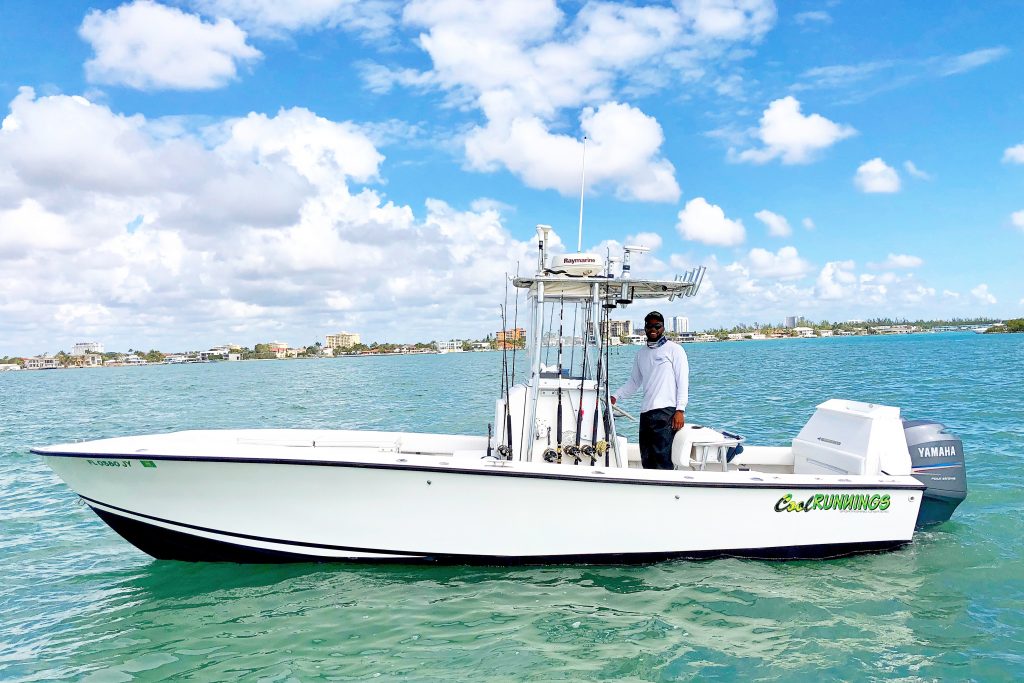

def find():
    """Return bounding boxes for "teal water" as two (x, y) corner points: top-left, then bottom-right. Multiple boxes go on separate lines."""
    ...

(1, 333), (1021, 680)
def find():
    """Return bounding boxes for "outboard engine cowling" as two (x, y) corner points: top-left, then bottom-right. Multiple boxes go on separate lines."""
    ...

(903, 419), (967, 527)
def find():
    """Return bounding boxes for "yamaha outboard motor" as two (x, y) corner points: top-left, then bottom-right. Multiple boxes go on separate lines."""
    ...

(903, 419), (967, 527)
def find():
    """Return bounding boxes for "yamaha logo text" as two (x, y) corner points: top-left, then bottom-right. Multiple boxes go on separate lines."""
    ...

(916, 445), (958, 458)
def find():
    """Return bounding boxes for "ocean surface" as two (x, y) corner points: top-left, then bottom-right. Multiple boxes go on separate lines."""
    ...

(1, 332), (1021, 681)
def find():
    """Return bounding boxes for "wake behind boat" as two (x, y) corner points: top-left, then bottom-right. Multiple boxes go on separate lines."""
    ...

(33, 226), (967, 563)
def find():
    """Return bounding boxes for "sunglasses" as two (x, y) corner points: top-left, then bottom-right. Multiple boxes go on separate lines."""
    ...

(644, 322), (663, 329)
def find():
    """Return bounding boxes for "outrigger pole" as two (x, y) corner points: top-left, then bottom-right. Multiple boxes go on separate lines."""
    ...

(577, 136), (587, 253)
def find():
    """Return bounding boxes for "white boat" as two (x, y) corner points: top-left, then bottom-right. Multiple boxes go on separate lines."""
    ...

(32, 227), (967, 563)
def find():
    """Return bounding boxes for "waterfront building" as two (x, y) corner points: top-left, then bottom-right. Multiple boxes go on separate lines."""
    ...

(71, 342), (104, 356)
(793, 327), (816, 337)
(495, 328), (525, 350)
(436, 339), (465, 352)
(0, 363), (20, 371)
(871, 325), (919, 335)
(24, 356), (62, 369)
(325, 332), (360, 350)
(597, 320), (631, 341)
(671, 316), (689, 333)
(784, 316), (797, 328)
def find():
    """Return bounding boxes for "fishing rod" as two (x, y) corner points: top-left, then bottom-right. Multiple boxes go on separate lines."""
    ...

(556, 296), (565, 460)
(588, 304), (606, 466)
(498, 283), (513, 460)
(571, 297), (592, 464)
(602, 302), (614, 467)
(568, 302), (578, 384)
(509, 263), (520, 386)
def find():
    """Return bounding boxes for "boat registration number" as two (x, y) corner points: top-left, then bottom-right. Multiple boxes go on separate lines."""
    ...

(86, 458), (157, 468)
(87, 459), (132, 467)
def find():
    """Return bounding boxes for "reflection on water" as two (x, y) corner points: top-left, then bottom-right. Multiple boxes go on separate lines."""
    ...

(2, 333), (1022, 680)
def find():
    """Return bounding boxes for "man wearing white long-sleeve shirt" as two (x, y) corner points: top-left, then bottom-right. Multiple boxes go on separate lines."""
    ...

(610, 311), (688, 470)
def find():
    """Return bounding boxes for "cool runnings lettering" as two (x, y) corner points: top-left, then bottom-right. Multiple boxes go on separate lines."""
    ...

(774, 492), (891, 513)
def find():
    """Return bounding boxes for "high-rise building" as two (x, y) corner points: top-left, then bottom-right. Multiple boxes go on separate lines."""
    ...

(784, 316), (797, 328)
(671, 316), (689, 333)
(600, 320), (631, 339)
(71, 342), (104, 356)
(325, 332), (361, 350)
(495, 328), (525, 349)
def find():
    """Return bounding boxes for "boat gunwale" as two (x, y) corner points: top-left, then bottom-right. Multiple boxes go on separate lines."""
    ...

(32, 449), (926, 491)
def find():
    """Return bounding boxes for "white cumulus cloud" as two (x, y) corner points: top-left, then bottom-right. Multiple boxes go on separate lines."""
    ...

(676, 197), (745, 246)
(802, 217), (815, 230)
(80, 0), (261, 90)
(746, 246), (812, 279)
(971, 284), (997, 305)
(1011, 210), (1024, 230)
(814, 260), (857, 300)
(734, 96), (856, 164)
(869, 253), (923, 270)
(854, 157), (901, 193)
(753, 209), (791, 237)
(1004, 143), (1024, 164)
(465, 102), (680, 201)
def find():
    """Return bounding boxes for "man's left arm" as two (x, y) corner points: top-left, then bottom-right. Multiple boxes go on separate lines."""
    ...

(672, 346), (689, 431)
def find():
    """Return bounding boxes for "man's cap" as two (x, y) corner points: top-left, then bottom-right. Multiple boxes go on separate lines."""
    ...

(645, 311), (664, 323)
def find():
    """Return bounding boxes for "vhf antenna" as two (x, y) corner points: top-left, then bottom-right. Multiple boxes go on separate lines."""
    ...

(577, 135), (587, 253)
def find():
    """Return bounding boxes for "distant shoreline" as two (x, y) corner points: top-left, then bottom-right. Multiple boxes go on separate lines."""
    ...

(5, 329), (1019, 372)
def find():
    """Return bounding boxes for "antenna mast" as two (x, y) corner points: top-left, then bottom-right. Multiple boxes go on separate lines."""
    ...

(577, 135), (587, 253)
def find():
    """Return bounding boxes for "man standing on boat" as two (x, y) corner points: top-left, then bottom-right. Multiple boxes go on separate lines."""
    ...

(610, 311), (688, 470)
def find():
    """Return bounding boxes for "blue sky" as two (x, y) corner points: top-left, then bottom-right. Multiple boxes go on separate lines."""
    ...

(0, 0), (1021, 354)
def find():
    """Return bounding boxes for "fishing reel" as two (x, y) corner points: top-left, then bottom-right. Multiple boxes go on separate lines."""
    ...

(563, 444), (582, 465)
(580, 444), (597, 466)
(496, 444), (513, 460)
(542, 447), (560, 463)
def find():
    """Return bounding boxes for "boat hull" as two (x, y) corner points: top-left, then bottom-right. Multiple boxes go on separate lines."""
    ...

(40, 451), (924, 564)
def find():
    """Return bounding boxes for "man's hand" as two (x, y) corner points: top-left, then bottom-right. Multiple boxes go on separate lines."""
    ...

(672, 410), (685, 431)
